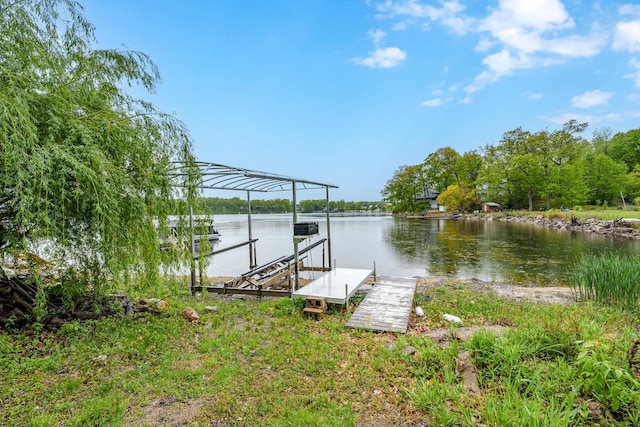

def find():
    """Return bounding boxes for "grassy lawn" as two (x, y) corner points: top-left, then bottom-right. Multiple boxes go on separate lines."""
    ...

(1, 279), (639, 426)
(499, 207), (640, 222)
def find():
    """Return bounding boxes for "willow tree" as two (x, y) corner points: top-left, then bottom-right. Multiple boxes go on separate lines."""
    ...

(0, 0), (201, 291)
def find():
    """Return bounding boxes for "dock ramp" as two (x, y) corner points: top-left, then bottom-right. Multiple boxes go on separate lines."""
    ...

(345, 276), (417, 333)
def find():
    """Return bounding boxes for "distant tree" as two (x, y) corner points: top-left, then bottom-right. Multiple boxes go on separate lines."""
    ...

(0, 0), (200, 289)
(456, 151), (483, 186)
(552, 161), (589, 208)
(591, 127), (613, 155)
(584, 154), (630, 205)
(424, 147), (461, 192)
(436, 185), (481, 213)
(381, 165), (425, 213)
(507, 154), (545, 211)
(608, 129), (640, 172)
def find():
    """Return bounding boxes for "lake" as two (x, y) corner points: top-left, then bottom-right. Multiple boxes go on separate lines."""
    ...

(204, 214), (640, 286)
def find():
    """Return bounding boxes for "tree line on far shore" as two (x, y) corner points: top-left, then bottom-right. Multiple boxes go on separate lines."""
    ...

(382, 121), (640, 214)
(202, 197), (386, 214)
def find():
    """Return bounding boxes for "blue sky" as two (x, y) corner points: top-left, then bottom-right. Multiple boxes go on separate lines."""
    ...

(81, 0), (640, 201)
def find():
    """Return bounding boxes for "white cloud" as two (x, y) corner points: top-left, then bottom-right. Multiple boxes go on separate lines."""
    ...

(546, 33), (605, 57)
(421, 98), (443, 107)
(475, 37), (494, 52)
(571, 90), (614, 108)
(375, 0), (474, 35)
(392, 21), (409, 31)
(619, 4), (640, 17)
(527, 92), (543, 100)
(464, 0), (607, 92)
(544, 112), (621, 125)
(613, 20), (640, 52)
(368, 29), (387, 46)
(624, 58), (640, 87)
(459, 96), (472, 104)
(483, 49), (537, 74)
(482, 0), (574, 34)
(353, 47), (407, 68)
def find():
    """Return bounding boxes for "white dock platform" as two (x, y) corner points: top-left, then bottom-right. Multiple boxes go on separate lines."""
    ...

(292, 268), (373, 305)
(345, 276), (417, 333)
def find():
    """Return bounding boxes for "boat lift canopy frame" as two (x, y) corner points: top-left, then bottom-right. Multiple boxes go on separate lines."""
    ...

(169, 161), (338, 290)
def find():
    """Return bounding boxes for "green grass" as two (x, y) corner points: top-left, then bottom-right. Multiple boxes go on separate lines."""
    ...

(494, 208), (640, 222)
(1, 281), (639, 426)
(571, 253), (640, 311)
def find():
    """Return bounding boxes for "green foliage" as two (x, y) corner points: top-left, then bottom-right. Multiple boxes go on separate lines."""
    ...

(609, 128), (640, 172)
(202, 197), (385, 214)
(584, 154), (631, 205)
(381, 164), (429, 213)
(383, 120), (640, 213)
(0, 0), (202, 288)
(571, 253), (640, 311)
(574, 340), (640, 415)
(436, 184), (481, 213)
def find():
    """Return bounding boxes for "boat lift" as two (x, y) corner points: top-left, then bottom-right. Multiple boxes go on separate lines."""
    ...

(169, 161), (338, 295)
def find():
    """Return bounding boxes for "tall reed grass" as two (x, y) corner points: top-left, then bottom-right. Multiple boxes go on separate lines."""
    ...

(571, 253), (640, 311)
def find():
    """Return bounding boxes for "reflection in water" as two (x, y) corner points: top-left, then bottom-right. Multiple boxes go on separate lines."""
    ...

(206, 215), (640, 287)
(385, 218), (640, 286)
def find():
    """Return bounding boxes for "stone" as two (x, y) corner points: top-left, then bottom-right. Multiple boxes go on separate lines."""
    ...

(182, 307), (200, 322)
(415, 306), (425, 317)
(155, 300), (170, 310)
(203, 305), (218, 312)
(404, 346), (417, 355)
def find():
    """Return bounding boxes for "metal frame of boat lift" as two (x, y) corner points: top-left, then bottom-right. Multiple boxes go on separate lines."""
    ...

(169, 161), (338, 295)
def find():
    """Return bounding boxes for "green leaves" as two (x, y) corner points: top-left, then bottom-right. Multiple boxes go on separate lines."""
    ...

(1, 0), (201, 288)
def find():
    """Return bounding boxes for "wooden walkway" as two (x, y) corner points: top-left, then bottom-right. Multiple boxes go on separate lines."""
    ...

(345, 276), (417, 333)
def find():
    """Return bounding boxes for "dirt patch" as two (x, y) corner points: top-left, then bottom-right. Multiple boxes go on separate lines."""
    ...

(125, 396), (217, 427)
(416, 276), (575, 305)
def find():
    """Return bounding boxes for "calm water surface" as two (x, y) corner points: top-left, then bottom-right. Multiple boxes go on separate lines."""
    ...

(205, 214), (640, 286)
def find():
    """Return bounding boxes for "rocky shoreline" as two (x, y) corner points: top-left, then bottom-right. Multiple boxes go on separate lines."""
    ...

(460, 213), (640, 239)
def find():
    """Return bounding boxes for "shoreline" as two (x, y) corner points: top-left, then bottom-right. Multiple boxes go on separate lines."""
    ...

(459, 213), (640, 239)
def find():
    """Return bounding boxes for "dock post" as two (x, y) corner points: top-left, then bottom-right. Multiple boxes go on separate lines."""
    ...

(345, 283), (349, 313)
(373, 261), (377, 282)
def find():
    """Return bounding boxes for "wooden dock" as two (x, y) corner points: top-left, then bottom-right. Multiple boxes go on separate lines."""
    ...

(345, 276), (417, 333)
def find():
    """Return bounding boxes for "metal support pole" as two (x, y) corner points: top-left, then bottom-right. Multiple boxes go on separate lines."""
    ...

(247, 191), (256, 269)
(326, 186), (332, 270)
(292, 182), (299, 291)
(189, 206), (196, 294)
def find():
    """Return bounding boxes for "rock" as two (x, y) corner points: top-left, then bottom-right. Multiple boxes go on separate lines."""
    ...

(404, 346), (417, 355)
(125, 301), (134, 316)
(415, 306), (425, 317)
(388, 344), (395, 352)
(155, 300), (170, 310)
(457, 350), (481, 396)
(203, 305), (218, 312)
(139, 298), (169, 311)
(182, 307), (200, 322)
(443, 313), (462, 324)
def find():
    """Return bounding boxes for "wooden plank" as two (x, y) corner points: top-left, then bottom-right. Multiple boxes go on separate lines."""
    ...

(345, 276), (417, 334)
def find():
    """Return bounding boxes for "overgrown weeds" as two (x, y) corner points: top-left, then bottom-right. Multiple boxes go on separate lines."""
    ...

(571, 252), (640, 311)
